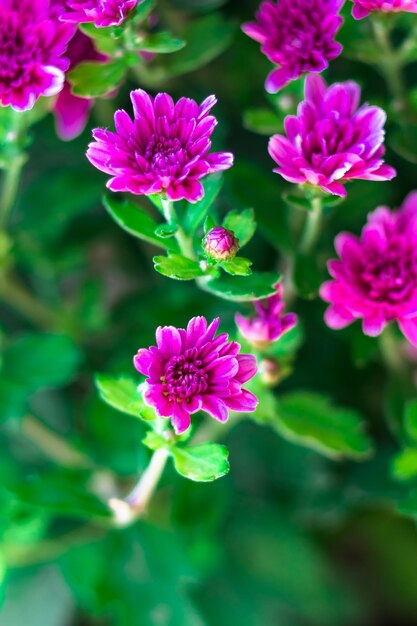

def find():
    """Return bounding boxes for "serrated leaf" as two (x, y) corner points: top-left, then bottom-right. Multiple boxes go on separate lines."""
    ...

(221, 256), (252, 276)
(184, 174), (223, 234)
(138, 32), (186, 53)
(103, 195), (178, 251)
(203, 271), (279, 302)
(172, 443), (229, 482)
(223, 208), (256, 248)
(68, 59), (126, 98)
(272, 392), (374, 460)
(153, 254), (204, 280)
(95, 373), (144, 418)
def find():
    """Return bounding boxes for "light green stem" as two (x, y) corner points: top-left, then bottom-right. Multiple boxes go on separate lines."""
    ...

(160, 197), (196, 260)
(299, 196), (323, 254)
(0, 273), (61, 330)
(0, 159), (24, 231)
(379, 325), (406, 375)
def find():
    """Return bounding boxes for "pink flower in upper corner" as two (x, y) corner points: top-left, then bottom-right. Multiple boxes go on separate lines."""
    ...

(235, 283), (297, 349)
(242, 0), (344, 93)
(350, 0), (417, 19)
(268, 75), (396, 197)
(134, 317), (258, 434)
(53, 31), (107, 141)
(87, 90), (234, 203)
(61, 0), (139, 27)
(320, 192), (417, 345)
(0, 0), (74, 111)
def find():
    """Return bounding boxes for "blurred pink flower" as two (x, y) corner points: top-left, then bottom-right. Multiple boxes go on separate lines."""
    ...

(320, 192), (417, 345)
(242, 0), (344, 93)
(351, 0), (417, 19)
(0, 0), (74, 111)
(62, 0), (139, 27)
(268, 75), (396, 197)
(235, 283), (297, 349)
(134, 317), (258, 434)
(87, 90), (234, 203)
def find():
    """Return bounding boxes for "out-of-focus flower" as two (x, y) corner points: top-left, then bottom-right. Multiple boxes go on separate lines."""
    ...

(134, 316), (258, 434)
(0, 0), (74, 111)
(320, 192), (417, 345)
(268, 75), (396, 197)
(235, 283), (297, 349)
(242, 0), (344, 93)
(61, 0), (139, 28)
(203, 227), (239, 261)
(53, 31), (107, 141)
(350, 0), (417, 19)
(87, 90), (234, 203)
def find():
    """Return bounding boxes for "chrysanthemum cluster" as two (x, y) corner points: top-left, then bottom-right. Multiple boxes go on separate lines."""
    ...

(269, 75), (396, 197)
(62, 0), (139, 28)
(134, 317), (258, 434)
(350, 0), (417, 19)
(87, 90), (234, 203)
(242, 0), (344, 92)
(320, 192), (417, 345)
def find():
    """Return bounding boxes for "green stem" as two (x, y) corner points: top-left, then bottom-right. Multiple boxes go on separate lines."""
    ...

(379, 325), (406, 375)
(0, 159), (24, 231)
(0, 273), (61, 330)
(160, 197), (196, 260)
(299, 196), (323, 254)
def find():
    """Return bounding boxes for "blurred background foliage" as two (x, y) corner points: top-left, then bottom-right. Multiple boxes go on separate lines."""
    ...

(2, 0), (417, 624)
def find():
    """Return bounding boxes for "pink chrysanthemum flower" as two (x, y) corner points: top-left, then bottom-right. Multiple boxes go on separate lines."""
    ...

(235, 283), (297, 349)
(62, 0), (138, 27)
(242, 0), (344, 93)
(134, 317), (258, 434)
(0, 0), (74, 111)
(87, 90), (234, 203)
(268, 75), (396, 197)
(320, 192), (417, 345)
(350, 0), (417, 19)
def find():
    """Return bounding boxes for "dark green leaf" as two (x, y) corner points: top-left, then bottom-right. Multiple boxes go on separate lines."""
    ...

(294, 253), (324, 299)
(172, 443), (229, 482)
(243, 108), (282, 135)
(153, 254), (204, 280)
(139, 32), (186, 53)
(203, 271), (279, 302)
(222, 208), (256, 248)
(392, 449), (417, 482)
(95, 373), (144, 419)
(0, 379), (27, 423)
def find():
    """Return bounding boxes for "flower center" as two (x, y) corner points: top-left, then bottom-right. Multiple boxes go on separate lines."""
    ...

(0, 13), (40, 88)
(163, 348), (208, 400)
(360, 238), (417, 305)
(143, 134), (187, 176)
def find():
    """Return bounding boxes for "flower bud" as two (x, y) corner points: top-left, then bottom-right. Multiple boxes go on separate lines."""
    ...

(203, 227), (239, 261)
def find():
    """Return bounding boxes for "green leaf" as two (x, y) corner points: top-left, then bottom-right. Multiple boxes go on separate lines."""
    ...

(154, 223), (178, 238)
(138, 32), (186, 53)
(95, 373), (144, 419)
(273, 392), (374, 460)
(183, 174), (223, 234)
(223, 208), (256, 248)
(132, 0), (155, 22)
(68, 59), (126, 98)
(0, 379), (27, 423)
(221, 256), (253, 276)
(203, 271), (279, 302)
(398, 489), (417, 518)
(166, 14), (236, 77)
(142, 431), (167, 451)
(79, 23), (119, 54)
(392, 448), (417, 481)
(404, 400), (417, 442)
(103, 195), (178, 251)
(294, 253), (323, 299)
(243, 108), (282, 136)
(153, 254), (204, 280)
(2, 334), (81, 392)
(282, 193), (312, 212)
(172, 443), (230, 482)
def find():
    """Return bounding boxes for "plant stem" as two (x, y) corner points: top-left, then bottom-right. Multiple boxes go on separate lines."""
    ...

(160, 197), (196, 260)
(0, 273), (61, 330)
(299, 196), (323, 254)
(0, 159), (24, 231)
(108, 448), (170, 526)
(379, 324), (406, 375)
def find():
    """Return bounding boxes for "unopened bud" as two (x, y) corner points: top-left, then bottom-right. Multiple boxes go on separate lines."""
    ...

(259, 358), (282, 387)
(203, 227), (239, 261)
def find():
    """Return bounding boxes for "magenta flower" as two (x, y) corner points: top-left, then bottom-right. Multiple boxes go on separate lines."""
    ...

(320, 192), (417, 345)
(350, 0), (417, 19)
(134, 317), (258, 434)
(87, 90), (234, 203)
(61, 0), (139, 27)
(268, 75), (396, 197)
(203, 227), (239, 261)
(53, 31), (107, 140)
(0, 0), (74, 111)
(236, 283), (297, 349)
(242, 0), (344, 93)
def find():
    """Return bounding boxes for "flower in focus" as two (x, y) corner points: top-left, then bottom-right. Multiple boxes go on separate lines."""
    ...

(61, 0), (139, 27)
(350, 0), (417, 19)
(320, 192), (417, 345)
(203, 227), (239, 261)
(235, 283), (297, 349)
(134, 316), (258, 434)
(268, 75), (396, 197)
(87, 90), (234, 203)
(242, 0), (344, 93)
(53, 31), (107, 141)
(0, 0), (74, 111)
